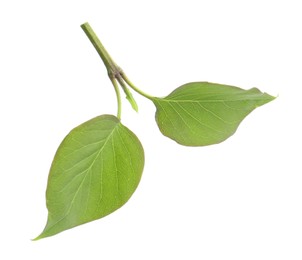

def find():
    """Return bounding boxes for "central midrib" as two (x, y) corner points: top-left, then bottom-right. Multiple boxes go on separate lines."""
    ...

(46, 122), (120, 233)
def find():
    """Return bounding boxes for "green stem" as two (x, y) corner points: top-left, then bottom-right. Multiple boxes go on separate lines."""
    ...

(81, 22), (120, 76)
(110, 78), (122, 120)
(121, 73), (154, 100)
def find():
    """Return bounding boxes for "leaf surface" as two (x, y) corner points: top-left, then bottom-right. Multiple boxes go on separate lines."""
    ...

(35, 115), (144, 239)
(153, 82), (275, 146)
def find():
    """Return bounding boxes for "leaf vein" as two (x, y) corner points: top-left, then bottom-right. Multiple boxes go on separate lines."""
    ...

(156, 101), (187, 141)
(47, 123), (119, 231)
(197, 103), (236, 125)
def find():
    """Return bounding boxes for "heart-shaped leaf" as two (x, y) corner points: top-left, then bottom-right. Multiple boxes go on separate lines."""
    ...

(35, 115), (144, 240)
(153, 82), (275, 146)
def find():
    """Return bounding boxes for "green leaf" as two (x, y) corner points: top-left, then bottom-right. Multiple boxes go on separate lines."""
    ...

(153, 82), (275, 146)
(35, 115), (144, 240)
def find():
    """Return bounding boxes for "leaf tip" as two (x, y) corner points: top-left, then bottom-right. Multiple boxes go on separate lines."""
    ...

(32, 230), (52, 241)
(32, 226), (52, 241)
(265, 92), (277, 104)
(31, 234), (43, 241)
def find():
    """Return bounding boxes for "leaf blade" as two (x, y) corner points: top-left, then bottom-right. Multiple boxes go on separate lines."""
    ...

(153, 82), (275, 146)
(35, 115), (144, 239)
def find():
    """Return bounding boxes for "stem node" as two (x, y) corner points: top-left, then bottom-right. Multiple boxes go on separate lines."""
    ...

(81, 22), (154, 117)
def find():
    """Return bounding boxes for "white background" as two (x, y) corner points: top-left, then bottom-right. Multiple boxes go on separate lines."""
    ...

(0, 0), (301, 259)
